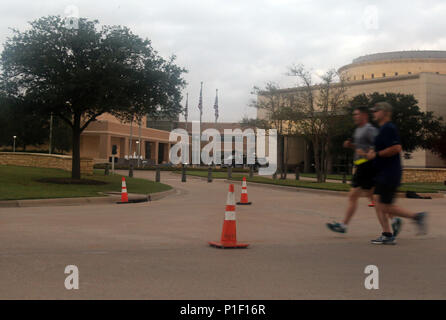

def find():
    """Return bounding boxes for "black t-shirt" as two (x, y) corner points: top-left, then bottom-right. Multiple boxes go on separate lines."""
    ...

(374, 122), (402, 186)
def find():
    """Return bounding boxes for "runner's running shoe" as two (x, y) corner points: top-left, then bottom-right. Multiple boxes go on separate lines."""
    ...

(326, 222), (347, 233)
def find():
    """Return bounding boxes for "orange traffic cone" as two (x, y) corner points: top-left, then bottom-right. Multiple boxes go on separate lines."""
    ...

(237, 176), (252, 205)
(368, 201), (375, 207)
(120, 176), (129, 203)
(209, 184), (249, 249)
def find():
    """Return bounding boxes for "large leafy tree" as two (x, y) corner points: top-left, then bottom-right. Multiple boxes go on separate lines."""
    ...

(1, 16), (186, 178)
(348, 92), (443, 157)
(0, 93), (71, 153)
(431, 128), (446, 161)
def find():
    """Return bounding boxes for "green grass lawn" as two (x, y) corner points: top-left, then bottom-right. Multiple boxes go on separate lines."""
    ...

(180, 170), (442, 193)
(300, 173), (353, 181)
(0, 165), (172, 201)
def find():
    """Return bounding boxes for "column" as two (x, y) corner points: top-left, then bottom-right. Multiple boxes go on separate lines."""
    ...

(154, 141), (159, 165)
(99, 134), (111, 161)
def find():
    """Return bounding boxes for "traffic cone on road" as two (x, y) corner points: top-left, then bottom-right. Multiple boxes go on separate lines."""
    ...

(120, 176), (129, 203)
(368, 200), (375, 207)
(209, 184), (249, 249)
(236, 176), (252, 205)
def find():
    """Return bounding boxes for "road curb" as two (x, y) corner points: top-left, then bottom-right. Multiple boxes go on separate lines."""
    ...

(0, 188), (177, 208)
(231, 180), (443, 199)
(177, 174), (443, 199)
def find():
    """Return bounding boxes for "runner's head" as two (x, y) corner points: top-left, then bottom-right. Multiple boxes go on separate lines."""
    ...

(371, 102), (392, 124)
(352, 106), (369, 126)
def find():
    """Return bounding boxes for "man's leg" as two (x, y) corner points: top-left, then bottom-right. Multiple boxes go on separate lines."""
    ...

(327, 187), (362, 233)
(385, 205), (427, 235)
(343, 187), (362, 225)
(374, 195), (392, 233)
(385, 205), (416, 218)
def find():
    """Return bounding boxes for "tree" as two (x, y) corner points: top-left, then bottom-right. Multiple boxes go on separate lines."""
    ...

(0, 94), (48, 150)
(1, 16), (186, 179)
(287, 65), (348, 182)
(431, 128), (446, 161)
(348, 92), (444, 157)
(251, 82), (297, 177)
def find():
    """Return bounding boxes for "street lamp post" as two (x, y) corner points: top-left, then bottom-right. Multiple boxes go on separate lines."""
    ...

(49, 112), (53, 154)
(13, 136), (17, 153)
(136, 140), (140, 168)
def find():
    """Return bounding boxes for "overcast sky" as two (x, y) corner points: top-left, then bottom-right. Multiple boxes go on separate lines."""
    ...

(1, 0), (446, 122)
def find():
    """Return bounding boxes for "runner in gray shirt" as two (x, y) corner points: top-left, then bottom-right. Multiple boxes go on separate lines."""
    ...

(327, 106), (387, 234)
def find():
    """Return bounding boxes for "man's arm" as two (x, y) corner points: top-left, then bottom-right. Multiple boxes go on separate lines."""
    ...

(366, 144), (401, 160)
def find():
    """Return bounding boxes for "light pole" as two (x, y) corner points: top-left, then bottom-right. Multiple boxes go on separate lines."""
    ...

(136, 140), (140, 168)
(49, 112), (53, 154)
(13, 136), (17, 152)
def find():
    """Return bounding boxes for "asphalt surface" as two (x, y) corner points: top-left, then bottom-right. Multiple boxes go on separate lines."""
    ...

(0, 170), (445, 299)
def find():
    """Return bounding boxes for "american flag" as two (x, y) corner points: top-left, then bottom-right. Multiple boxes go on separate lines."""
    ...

(198, 82), (203, 120)
(214, 89), (219, 123)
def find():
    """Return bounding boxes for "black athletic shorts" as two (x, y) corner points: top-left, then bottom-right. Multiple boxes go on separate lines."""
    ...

(351, 161), (375, 190)
(374, 183), (398, 204)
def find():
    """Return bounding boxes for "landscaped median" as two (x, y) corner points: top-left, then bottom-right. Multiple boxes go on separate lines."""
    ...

(178, 170), (446, 194)
(0, 165), (172, 201)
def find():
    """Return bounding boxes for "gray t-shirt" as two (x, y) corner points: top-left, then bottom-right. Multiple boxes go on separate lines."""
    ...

(353, 123), (378, 161)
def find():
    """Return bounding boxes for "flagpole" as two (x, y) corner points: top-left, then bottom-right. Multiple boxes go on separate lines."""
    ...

(214, 89), (219, 123)
(185, 93), (189, 133)
(199, 82), (203, 130)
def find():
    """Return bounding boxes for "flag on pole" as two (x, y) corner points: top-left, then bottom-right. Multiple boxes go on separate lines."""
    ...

(184, 93), (188, 123)
(198, 82), (203, 122)
(214, 89), (219, 123)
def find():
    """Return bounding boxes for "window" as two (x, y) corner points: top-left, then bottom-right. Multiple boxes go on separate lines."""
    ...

(371, 73), (374, 79)
(395, 72), (398, 76)
(354, 76), (356, 81)
(382, 73), (386, 77)
(362, 75), (364, 80)
(436, 72), (440, 74)
(408, 72), (412, 75)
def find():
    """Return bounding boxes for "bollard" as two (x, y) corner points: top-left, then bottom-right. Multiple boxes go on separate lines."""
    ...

(208, 167), (213, 182)
(155, 166), (161, 182)
(181, 164), (186, 182)
(249, 165), (254, 179)
(129, 163), (134, 178)
(342, 172), (347, 184)
(104, 164), (110, 176)
(273, 172), (277, 180)
(227, 166), (232, 180)
(295, 166), (300, 180)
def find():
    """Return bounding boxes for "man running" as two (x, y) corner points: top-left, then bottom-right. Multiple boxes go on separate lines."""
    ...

(327, 106), (379, 234)
(364, 102), (427, 245)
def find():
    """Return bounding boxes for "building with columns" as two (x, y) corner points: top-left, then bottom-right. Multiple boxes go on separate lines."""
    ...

(81, 113), (172, 164)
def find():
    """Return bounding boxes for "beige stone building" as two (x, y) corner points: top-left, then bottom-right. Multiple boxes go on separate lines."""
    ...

(81, 113), (172, 164)
(258, 50), (446, 169)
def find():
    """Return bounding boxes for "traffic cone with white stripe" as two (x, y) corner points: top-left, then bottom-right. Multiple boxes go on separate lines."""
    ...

(120, 176), (128, 203)
(237, 176), (252, 205)
(209, 184), (249, 249)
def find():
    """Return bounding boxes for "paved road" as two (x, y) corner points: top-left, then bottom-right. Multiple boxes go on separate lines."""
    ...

(0, 170), (445, 299)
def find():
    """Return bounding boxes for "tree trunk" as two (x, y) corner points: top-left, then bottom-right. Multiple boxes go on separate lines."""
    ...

(71, 115), (81, 180)
(313, 138), (322, 183)
(320, 141), (327, 183)
(283, 136), (290, 179)
(304, 140), (311, 173)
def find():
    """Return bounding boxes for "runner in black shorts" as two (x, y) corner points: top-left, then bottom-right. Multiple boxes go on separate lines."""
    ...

(327, 106), (377, 234)
(362, 102), (427, 245)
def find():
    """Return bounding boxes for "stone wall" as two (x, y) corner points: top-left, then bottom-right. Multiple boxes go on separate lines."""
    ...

(402, 168), (446, 183)
(0, 152), (93, 175)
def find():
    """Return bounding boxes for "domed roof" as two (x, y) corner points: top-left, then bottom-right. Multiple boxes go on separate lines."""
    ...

(352, 50), (446, 64)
